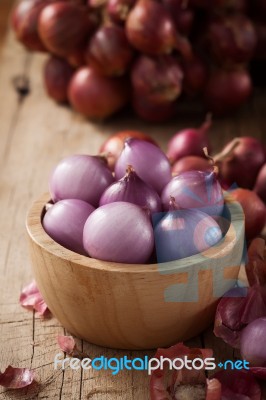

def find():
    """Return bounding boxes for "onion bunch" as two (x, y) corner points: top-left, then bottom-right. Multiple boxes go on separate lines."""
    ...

(11, 0), (264, 121)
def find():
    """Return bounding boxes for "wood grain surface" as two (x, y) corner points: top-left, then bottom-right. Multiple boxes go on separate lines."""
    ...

(0, 1), (14, 48)
(0, 30), (266, 399)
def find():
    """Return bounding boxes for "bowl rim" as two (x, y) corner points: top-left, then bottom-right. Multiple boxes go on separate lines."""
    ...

(26, 193), (244, 274)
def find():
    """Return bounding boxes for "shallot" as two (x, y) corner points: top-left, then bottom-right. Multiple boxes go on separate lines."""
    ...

(83, 202), (154, 263)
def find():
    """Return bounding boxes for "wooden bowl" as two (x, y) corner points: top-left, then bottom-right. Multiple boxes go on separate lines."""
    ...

(26, 193), (245, 350)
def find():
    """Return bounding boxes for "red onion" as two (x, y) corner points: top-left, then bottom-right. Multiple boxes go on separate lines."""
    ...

(172, 156), (212, 174)
(161, 168), (224, 216)
(42, 199), (95, 255)
(154, 199), (222, 262)
(245, 238), (266, 288)
(204, 68), (253, 116)
(254, 164), (266, 203)
(206, 14), (257, 64)
(44, 56), (75, 103)
(162, 0), (195, 36)
(240, 318), (266, 367)
(100, 165), (162, 213)
(131, 55), (183, 104)
(213, 370), (261, 400)
(11, 0), (54, 52)
(132, 92), (177, 123)
(99, 130), (158, 170)
(166, 115), (211, 164)
(115, 138), (172, 194)
(182, 55), (208, 96)
(86, 26), (134, 77)
(83, 202), (154, 263)
(107, 0), (135, 24)
(49, 154), (114, 206)
(229, 188), (266, 239)
(219, 137), (265, 189)
(68, 67), (129, 119)
(214, 286), (266, 348)
(126, 0), (191, 58)
(214, 238), (266, 348)
(67, 47), (87, 68)
(38, 2), (89, 57)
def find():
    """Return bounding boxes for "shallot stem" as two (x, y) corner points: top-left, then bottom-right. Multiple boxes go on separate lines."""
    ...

(213, 138), (241, 163)
(203, 147), (219, 175)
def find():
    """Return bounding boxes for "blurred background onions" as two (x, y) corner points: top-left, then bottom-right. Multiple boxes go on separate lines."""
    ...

(11, 0), (266, 121)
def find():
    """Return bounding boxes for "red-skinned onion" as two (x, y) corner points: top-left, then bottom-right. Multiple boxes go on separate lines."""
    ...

(38, 2), (89, 57)
(254, 164), (266, 203)
(213, 370), (261, 400)
(245, 238), (266, 288)
(161, 168), (224, 216)
(11, 0), (55, 52)
(49, 154), (114, 206)
(166, 116), (211, 164)
(214, 286), (266, 348)
(204, 68), (253, 116)
(68, 67), (129, 119)
(43, 199), (95, 255)
(83, 202), (154, 263)
(131, 55), (183, 105)
(182, 55), (208, 96)
(206, 14), (257, 65)
(107, 0), (136, 24)
(240, 318), (266, 367)
(67, 47), (87, 68)
(44, 56), (75, 103)
(86, 25), (134, 77)
(154, 197), (222, 262)
(172, 156), (212, 174)
(162, 0), (195, 36)
(126, 0), (192, 58)
(214, 239), (266, 348)
(115, 138), (172, 194)
(132, 92), (177, 123)
(126, 0), (175, 55)
(100, 165), (162, 213)
(229, 188), (266, 239)
(99, 130), (158, 171)
(219, 137), (265, 189)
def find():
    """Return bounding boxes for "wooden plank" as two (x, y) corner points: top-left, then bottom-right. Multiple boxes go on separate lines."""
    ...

(0, 1), (15, 49)
(0, 30), (265, 400)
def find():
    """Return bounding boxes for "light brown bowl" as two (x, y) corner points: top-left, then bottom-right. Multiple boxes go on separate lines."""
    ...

(26, 193), (245, 350)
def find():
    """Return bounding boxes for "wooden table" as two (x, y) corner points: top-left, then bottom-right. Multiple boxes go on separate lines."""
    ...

(0, 1), (15, 49)
(0, 29), (266, 399)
